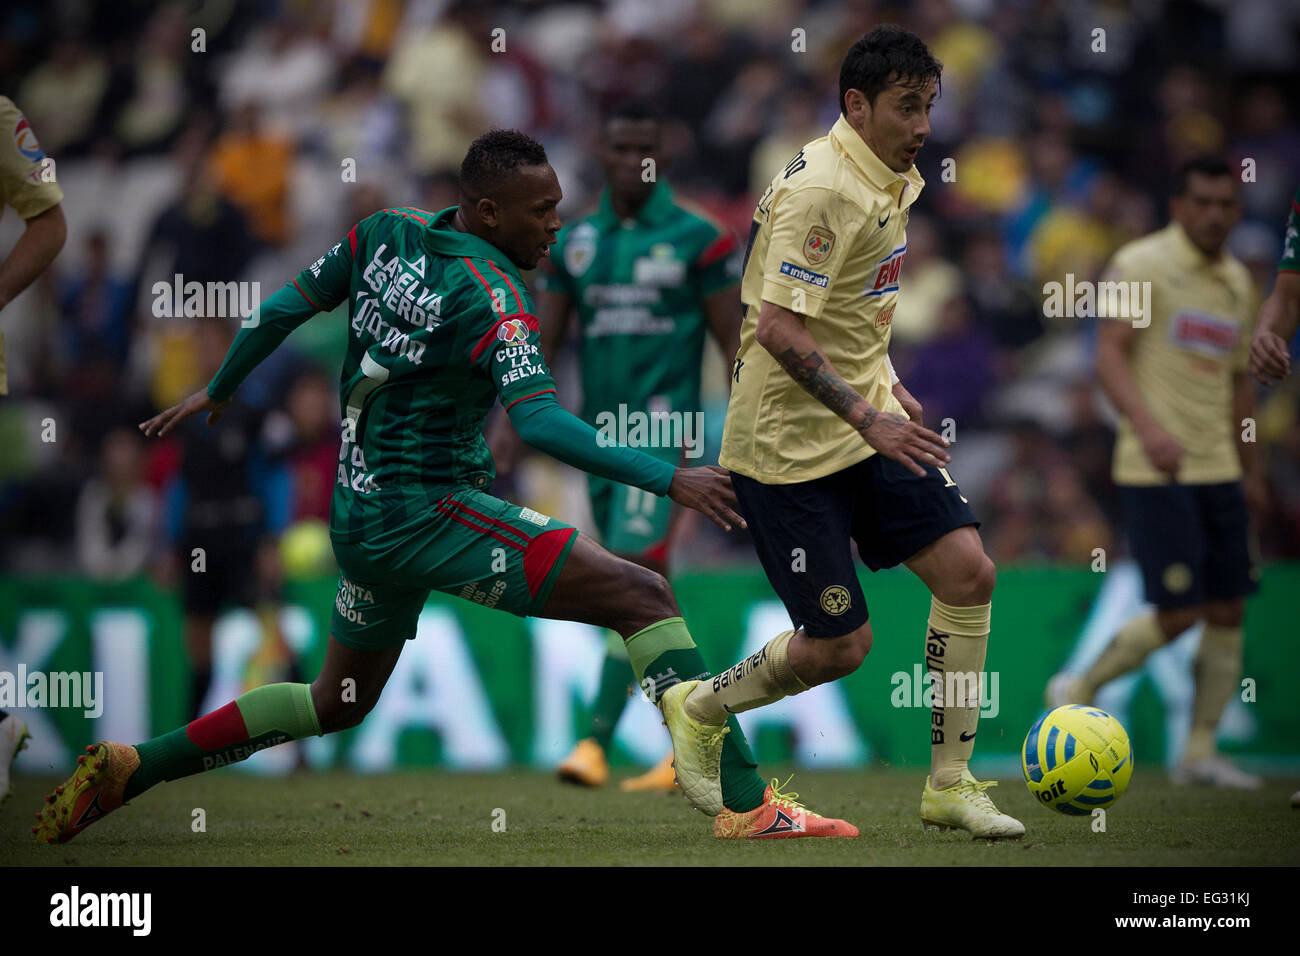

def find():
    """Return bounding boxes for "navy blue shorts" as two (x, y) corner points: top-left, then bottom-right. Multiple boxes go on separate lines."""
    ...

(732, 455), (980, 638)
(1118, 482), (1259, 607)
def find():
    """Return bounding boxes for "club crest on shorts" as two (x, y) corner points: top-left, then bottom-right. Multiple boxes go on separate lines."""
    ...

(803, 226), (835, 265)
(820, 585), (851, 615)
(1162, 563), (1192, 595)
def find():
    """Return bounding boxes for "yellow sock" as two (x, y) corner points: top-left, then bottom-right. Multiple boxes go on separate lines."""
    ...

(927, 597), (990, 791)
(1186, 624), (1243, 763)
(1077, 611), (1165, 700)
(684, 629), (808, 724)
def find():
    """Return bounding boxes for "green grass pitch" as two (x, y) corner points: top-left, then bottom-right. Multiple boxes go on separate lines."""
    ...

(5, 766), (1298, 866)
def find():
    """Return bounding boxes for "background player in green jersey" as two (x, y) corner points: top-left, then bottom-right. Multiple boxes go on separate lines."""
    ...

(493, 100), (742, 793)
(34, 130), (856, 845)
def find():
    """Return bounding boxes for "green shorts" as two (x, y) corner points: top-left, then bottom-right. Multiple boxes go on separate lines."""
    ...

(329, 487), (579, 650)
(587, 448), (679, 563)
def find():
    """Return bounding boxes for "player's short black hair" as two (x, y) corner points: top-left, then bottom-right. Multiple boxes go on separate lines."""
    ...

(839, 24), (942, 115)
(460, 129), (549, 201)
(1172, 156), (1233, 196)
(604, 97), (661, 134)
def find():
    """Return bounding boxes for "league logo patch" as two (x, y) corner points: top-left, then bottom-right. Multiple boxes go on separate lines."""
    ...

(804, 226), (835, 265)
(13, 115), (44, 163)
(496, 318), (530, 343)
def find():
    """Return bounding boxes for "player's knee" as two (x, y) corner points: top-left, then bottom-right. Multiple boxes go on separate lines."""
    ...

(816, 623), (872, 681)
(967, 554), (996, 604)
(310, 679), (375, 733)
(1156, 606), (1201, 640)
(621, 563), (676, 627)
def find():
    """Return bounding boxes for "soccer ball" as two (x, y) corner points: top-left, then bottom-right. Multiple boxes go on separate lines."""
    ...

(1022, 705), (1132, 815)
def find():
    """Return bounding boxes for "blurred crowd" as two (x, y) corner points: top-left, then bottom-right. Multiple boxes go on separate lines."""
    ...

(2, 0), (1300, 583)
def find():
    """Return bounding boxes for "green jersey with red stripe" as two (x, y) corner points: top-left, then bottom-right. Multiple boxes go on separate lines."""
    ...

(1281, 185), (1300, 274)
(537, 181), (739, 423)
(209, 205), (566, 544)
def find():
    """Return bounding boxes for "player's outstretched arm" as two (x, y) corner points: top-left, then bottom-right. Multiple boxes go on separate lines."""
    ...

(754, 299), (949, 476)
(665, 465), (746, 532)
(0, 203), (65, 313)
(1250, 271), (1300, 386)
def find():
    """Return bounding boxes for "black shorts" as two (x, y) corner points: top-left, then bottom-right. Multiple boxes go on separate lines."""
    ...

(1118, 482), (1259, 608)
(180, 534), (258, 616)
(732, 455), (979, 638)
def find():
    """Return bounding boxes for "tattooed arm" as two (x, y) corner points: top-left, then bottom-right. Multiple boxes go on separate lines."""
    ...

(754, 299), (950, 476)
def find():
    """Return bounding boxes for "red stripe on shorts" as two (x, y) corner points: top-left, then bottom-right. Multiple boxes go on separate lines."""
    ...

(434, 502), (527, 551)
(523, 527), (578, 597)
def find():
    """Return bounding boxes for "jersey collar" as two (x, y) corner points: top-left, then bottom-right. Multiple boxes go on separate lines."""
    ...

(1165, 220), (1229, 273)
(591, 180), (676, 231)
(829, 115), (924, 208)
(422, 205), (526, 283)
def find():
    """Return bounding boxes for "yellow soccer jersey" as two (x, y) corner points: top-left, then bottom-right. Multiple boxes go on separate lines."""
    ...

(1107, 221), (1257, 486)
(720, 115), (922, 483)
(0, 96), (63, 395)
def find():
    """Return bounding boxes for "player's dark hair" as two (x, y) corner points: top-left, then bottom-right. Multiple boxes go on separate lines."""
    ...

(839, 24), (942, 115)
(1172, 156), (1233, 196)
(460, 129), (549, 201)
(604, 97), (661, 134)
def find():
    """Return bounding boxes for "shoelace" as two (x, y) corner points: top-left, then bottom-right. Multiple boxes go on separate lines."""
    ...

(959, 777), (1000, 813)
(767, 775), (812, 816)
(697, 725), (730, 777)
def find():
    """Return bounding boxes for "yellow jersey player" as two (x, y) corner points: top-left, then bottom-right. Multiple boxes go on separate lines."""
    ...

(1247, 183), (1300, 808)
(0, 95), (64, 807)
(656, 25), (1025, 839)
(1050, 157), (1263, 789)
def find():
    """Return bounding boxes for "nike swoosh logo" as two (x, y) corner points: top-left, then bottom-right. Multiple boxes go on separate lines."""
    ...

(878, 213), (891, 228)
(959, 731), (977, 742)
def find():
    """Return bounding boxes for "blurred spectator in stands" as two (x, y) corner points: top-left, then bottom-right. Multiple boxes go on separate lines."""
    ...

(262, 367), (338, 524)
(218, 10), (335, 140)
(211, 104), (295, 248)
(891, 214), (963, 347)
(895, 293), (997, 429)
(17, 34), (107, 158)
(59, 230), (132, 374)
(961, 229), (1043, 353)
(1061, 376), (1119, 529)
(76, 427), (158, 580)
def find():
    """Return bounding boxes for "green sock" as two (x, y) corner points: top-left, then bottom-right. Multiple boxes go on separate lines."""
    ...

(589, 630), (634, 751)
(626, 617), (765, 812)
(125, 683), (321, 800)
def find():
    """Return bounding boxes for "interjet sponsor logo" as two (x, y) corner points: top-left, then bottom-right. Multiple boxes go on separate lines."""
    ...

(0, 666), (103, 718)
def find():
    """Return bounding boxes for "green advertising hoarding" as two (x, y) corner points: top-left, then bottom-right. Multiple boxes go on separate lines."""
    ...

(1, 563), (1296, 777)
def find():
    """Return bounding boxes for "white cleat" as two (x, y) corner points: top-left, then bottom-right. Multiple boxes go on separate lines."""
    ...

(1045, 672), (1086, 709)
(921, 769), (1026, 840)
(1171, 755), (1262, 790)
(0, 713), (31, 808)
(657, 681), (727, 816)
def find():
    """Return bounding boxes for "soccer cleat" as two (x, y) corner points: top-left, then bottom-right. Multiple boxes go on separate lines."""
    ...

(32, 742), (139, 845)
(714, 777), (859, 839)
(921, 769), (1025, 839)
(1171, 755), (1262, 790)
(1291, 790), (1299, 809)
(557, 738), (610, 787)
(619, 752), (678, 793)
(0, 713), (31, 808)
(658, 680), (726, 816)
(1046, 672), (1087, 709)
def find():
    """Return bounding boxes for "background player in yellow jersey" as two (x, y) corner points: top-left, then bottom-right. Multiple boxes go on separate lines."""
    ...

(1049, 158), (1262, 789)
(0, 95), (65, 806)
(654, 25), (1025, 838)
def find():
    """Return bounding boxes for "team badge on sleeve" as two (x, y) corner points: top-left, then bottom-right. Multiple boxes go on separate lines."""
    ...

(497, 317), (531, 343)
(803, 226), (835, 265)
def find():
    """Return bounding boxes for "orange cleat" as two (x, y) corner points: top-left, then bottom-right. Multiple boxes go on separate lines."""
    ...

(714, 777), (859, 839)
(557, 738), (610, 787)
(33, 742), (139, 845)
(620, 752), (679, 793)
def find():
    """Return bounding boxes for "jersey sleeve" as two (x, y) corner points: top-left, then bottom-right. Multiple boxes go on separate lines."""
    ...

(1280, 186), (1300, 274)
(692, 225), (740, 300)
(207, 231), (357, 403)
(0, 97), (63, 219)
(760, 185), (864, 319)
(461, 257), (557, 411)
